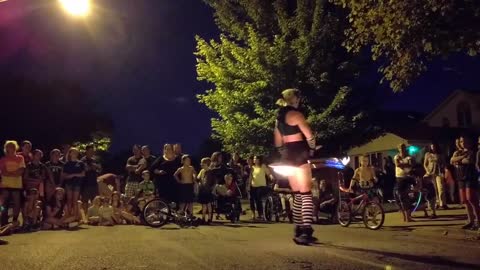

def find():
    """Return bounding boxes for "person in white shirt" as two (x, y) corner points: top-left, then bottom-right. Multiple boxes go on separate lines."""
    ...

(394, 143), (415, 222)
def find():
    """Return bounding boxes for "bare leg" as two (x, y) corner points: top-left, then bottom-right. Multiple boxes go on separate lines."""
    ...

(11, 191), (22, 226)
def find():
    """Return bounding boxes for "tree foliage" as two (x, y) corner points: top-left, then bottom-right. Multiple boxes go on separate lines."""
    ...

(332, 0), (480, 92)
(196, 0), (375, 156)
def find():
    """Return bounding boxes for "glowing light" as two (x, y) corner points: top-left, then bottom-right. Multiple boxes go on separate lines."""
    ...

(407, 145), (420, 156)
(340, 156), (350, 166)
(269, 164), (299, 177)
(59, 0), (90, 17)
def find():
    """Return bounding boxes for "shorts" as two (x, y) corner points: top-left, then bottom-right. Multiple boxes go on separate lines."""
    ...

(282, 141), (310, 166)
(394, 177), (415, 211)
(198, 185), (214, 204)
(81, 184), (98, 204)
(178, 183), (194, 203)
(458, 179), (478, 190)
(65, 179), (82, 192)
(125, 182), (140, 198)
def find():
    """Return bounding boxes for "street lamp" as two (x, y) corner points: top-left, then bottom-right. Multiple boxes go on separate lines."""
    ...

(59, 0), (90, 17)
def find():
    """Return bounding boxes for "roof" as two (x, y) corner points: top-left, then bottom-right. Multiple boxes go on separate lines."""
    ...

(423, 90), (480, 122)
(387, 125), (471, 142)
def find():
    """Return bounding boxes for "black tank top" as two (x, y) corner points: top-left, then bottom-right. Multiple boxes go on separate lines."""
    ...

(277, 106), (301, 135)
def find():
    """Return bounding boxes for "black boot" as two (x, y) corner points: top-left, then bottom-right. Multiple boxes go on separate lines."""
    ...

(294, 225), (302, 237)
(302, 226), (318, 242)
(293, 226), (314, 245)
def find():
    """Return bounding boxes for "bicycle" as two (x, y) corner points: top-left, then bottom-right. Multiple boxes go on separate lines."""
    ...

(264, 191), (293, 223)
(142, 198), (200, 228)
(337, 176), (385, 230)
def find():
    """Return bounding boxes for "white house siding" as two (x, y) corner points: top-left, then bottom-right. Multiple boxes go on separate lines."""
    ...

(425, 91), (480, 128)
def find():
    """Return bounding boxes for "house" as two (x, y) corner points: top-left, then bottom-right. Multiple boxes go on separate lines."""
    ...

(346, 90), (479, 169)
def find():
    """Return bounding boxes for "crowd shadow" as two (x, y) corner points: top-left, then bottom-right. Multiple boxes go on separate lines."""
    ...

(321, 243), (480, 269)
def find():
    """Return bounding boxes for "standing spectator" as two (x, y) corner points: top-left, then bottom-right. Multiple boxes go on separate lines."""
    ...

(23, 149), (49, 199)
(60, 144), (71, 163)
(197, 157), (214, 223)
(151, 144), (179, 203)
(0, 140), (26, 228)
(452, 136), (480, 230)
(62, 148), (86, 220)
(173, 143), (184, 162)
(174, 155), (197, 216)
(18, 140), (33, 164)
(243, 157), (254, 199)
(45, 149), (64, 201)
(394, 143), (415, 223)
(383, 156), (395, 200)
(424, 143), (448, 209)
(208, 152), (234, 186)
(81, 145), (102, 208)
(136, 145), (156, 176)
(444, 164), (456, 204)
(125, 145), (143, 197)
(228, 153), (244, 191)
(247, 155), (274, 221)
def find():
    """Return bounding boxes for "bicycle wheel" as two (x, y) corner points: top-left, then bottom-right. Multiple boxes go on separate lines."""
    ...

(362, 202), (385, 230)
(143, 199), (171, 228)
(264, 196), (273, 222)
(337, 201), (351, 227)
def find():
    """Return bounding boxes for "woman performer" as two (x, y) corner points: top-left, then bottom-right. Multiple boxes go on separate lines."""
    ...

(274, 88), (316, 245)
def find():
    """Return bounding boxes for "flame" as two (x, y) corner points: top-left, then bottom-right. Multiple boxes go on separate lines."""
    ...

(269, 165), (299, 177)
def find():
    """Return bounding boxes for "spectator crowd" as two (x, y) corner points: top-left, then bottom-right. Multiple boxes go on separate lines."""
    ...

(1, 135), (480, 245)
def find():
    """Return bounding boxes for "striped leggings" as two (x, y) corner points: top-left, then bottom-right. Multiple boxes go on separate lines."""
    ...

(292, 192), (314, 226)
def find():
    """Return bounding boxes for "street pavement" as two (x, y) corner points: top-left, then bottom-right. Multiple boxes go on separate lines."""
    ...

(1, 207), (479, 270)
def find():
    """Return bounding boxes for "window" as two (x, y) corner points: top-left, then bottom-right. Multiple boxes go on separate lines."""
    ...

(457, 101), (472, 127)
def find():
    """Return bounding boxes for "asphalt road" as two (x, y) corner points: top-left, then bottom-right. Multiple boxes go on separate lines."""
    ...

(1, 217), (480, 270)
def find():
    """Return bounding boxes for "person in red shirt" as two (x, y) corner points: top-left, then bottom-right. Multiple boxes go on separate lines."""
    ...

(0, 140), (26, 228)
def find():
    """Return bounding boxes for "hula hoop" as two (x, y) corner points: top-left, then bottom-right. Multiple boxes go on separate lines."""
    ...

(411, 191), (423, 213)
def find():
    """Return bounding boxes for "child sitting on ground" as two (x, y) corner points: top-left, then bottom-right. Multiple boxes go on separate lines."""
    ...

(87, 196), (102, 225)
(138, 170), (155, 202)
(23, 188), (42, 231)
(111, 191), (141, 224)
(43, 187), (79, 229)
(99, 197), (115, 226)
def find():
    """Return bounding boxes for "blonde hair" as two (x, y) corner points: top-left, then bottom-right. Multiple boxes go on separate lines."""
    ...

(276, 88), (300, 107)
(4, 140), (19, 153)
(67, 147), (79, 161)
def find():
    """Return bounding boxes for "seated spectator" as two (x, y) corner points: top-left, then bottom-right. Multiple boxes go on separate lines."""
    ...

(273, 177), (293, 216)
(43, 187), (79, 229)
(126, 194), (145, 224)
(22, 188), (42, 231)
(111, 191), (140, 224)
(99, 197), (115, 226)
(87, 196), (102, 225)
(317, 179), (337, 223)
(138, 170), (155, 201)
(214, 173), (239, 206)
(97, 173), (122, 198)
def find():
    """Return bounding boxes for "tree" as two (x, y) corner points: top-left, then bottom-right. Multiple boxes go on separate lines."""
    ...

(196, 0), (376, 156)
(332, 0), (480, 92)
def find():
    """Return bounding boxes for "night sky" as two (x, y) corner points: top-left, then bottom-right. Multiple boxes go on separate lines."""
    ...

(1, 0), (479, 154)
